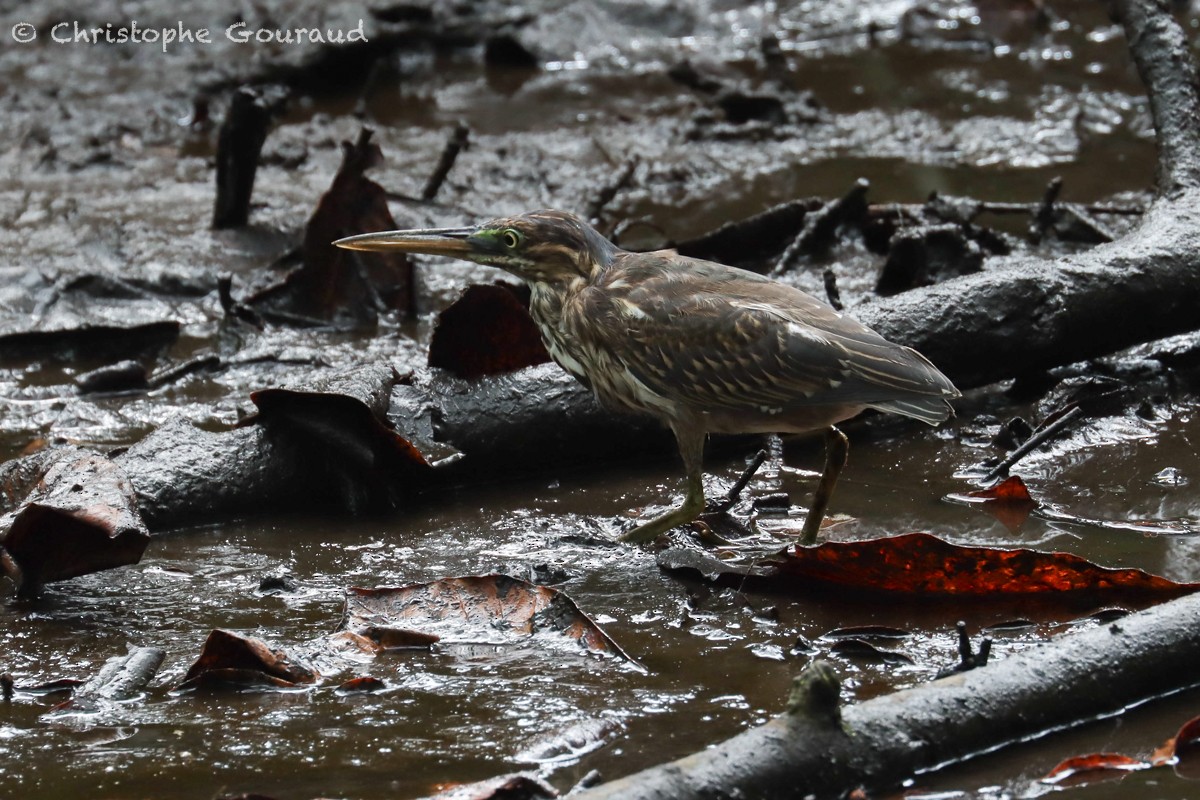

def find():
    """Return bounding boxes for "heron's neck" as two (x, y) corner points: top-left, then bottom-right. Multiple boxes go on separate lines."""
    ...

(526, 277), (593, 385)
(527, 275), (586, 331)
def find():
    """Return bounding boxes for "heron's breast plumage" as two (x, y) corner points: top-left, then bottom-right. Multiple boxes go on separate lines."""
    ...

(528, 282), (676, 419)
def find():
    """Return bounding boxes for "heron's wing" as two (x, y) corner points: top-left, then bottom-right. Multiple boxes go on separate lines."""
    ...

(572, 253), (958, 419)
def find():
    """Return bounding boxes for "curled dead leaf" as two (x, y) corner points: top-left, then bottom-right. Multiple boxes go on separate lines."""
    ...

(342, 574), (639, 666)
(1042, 753), (1148, 786)
(177, 629), (318, 692)
(0, 449), (149, 595)
(947, 475), (1037, 531)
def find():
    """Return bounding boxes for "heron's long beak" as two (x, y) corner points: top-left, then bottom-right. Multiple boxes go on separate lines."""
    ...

(333, 227), (476, 257)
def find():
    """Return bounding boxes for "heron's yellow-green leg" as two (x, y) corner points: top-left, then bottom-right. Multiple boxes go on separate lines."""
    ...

(799, 426), (850, 545)
(621, 421), (707, 544)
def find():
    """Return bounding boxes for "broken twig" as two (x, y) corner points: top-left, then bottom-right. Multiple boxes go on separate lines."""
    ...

(772, 179), (870, 274)
(422, 122), (470, 202)
(586, 155), (640, 227)
(709, 449), (769, 513)
(983, 405), (1084, 483)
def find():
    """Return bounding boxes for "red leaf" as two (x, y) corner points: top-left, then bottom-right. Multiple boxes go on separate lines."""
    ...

(768, 532), (1200, 597)
(659, 533), (1200, 600)
(1042, 753), (1148, 786)
(768, 534), (1200, 597)
(954, 475), (1037, 531)
(1156, 715), (1200, 778)
(1174, 715), (1200, 758)
(428, 283), (551, 379)
(968, 475), (1033, 502)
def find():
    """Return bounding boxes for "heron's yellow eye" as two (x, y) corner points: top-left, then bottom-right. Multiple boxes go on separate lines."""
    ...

(501, 229), (521, 249)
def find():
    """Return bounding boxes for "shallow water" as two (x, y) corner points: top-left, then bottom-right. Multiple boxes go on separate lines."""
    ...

(2, 1), (1200, 798)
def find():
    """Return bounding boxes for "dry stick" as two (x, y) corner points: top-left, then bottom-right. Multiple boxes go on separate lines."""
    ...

(709, 448), (769, 513)
(822, 267), (844, 310)
(586, 155), (641, 226)
(772, 178), (869, 275)
(982, 405), (1083, 484)
(421, 122), (470, 202)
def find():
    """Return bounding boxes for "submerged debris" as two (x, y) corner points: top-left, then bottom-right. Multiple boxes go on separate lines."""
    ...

(341, 574), (640, 666)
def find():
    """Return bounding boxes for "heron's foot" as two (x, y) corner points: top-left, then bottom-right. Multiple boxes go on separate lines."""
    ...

(799, 427), (850, 545)
(693, 512), (752, 545)
(620, 490), (706, 544)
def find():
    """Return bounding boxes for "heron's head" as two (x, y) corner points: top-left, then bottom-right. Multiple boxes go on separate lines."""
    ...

(334, 209), (617, 285)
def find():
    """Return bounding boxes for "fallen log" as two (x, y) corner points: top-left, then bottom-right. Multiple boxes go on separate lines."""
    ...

(853, 0), (1200, 389)
(390, 363), (673, 479)
(575, 590), (1200, 800)
(114, 363), (427, 530)
(96, 360), (671, 538)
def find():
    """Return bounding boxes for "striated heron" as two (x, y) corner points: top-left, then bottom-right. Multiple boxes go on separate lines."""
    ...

(335, 209), (959, 543)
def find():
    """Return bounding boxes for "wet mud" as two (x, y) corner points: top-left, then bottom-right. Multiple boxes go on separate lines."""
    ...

(2, 1), (1200, 798)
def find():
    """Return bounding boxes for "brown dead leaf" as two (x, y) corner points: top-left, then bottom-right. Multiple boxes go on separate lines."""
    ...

(177, 629), (318, 691)
(247, 128), (413, 326)
(342, 574), (638, 665)
(0, 449), (150, 595)
(249, 363), (432, 489)
(335, 676), (387, 694)
(428, 283), (551, 378)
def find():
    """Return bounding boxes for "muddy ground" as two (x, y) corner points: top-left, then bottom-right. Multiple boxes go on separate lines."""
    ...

(2, 1), (1200, 799)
